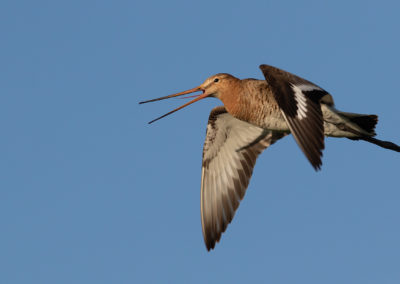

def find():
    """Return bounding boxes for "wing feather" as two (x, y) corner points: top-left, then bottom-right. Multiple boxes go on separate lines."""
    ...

(201, 106), (286, 250)
(259, 64), (332, 170)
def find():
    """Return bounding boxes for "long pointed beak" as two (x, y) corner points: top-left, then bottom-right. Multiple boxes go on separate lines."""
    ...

(139, 86), (202, 104)
(139, 86), (209, 124)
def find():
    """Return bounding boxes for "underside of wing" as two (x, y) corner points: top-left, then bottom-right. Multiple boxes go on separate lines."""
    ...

(259, 64), (333, 170)
(201, 106), (286, 250)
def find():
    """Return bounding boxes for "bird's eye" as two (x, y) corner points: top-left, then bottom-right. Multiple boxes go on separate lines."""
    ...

(214, 78), (219, 83)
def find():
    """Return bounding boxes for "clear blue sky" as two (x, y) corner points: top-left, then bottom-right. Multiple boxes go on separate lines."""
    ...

(1, 0), (400, 283)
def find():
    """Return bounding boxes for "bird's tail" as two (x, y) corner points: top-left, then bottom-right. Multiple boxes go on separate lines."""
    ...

(338, 111), (378, 136)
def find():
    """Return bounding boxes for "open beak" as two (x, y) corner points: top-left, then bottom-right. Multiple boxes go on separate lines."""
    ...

(139, 86), (209, 124)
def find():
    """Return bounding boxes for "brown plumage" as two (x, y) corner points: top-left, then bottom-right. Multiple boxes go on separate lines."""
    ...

(140, 64), (400, 251)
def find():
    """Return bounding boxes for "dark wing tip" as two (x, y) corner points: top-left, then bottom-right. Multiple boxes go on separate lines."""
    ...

(290, 116), (324, 172)
(202, 222), (217, 251)
(311, 158), (322, 171)
(259, 64), (280, 74)
(205, 240), (215, 251)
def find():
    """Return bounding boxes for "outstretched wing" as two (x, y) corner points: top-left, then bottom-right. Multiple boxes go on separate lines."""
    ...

(201, 106), (286, 250)
(259, 64), (334, 170)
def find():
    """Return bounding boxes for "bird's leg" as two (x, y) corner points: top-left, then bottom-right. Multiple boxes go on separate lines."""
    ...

(348, 136), (400, 152)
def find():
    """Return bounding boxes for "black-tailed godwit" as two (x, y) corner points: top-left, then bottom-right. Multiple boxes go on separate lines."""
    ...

(140, 64), (400, 251)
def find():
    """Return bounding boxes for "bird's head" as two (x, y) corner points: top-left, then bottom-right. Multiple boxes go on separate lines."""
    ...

(139, 73), (239, 123)
(199, 73), (238, 99)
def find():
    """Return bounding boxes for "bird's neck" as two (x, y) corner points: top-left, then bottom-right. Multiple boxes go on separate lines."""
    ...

(221, 79), (259, 123)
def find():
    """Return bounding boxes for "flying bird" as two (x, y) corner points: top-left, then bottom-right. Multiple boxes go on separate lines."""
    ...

(139, 64), (400, 251)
